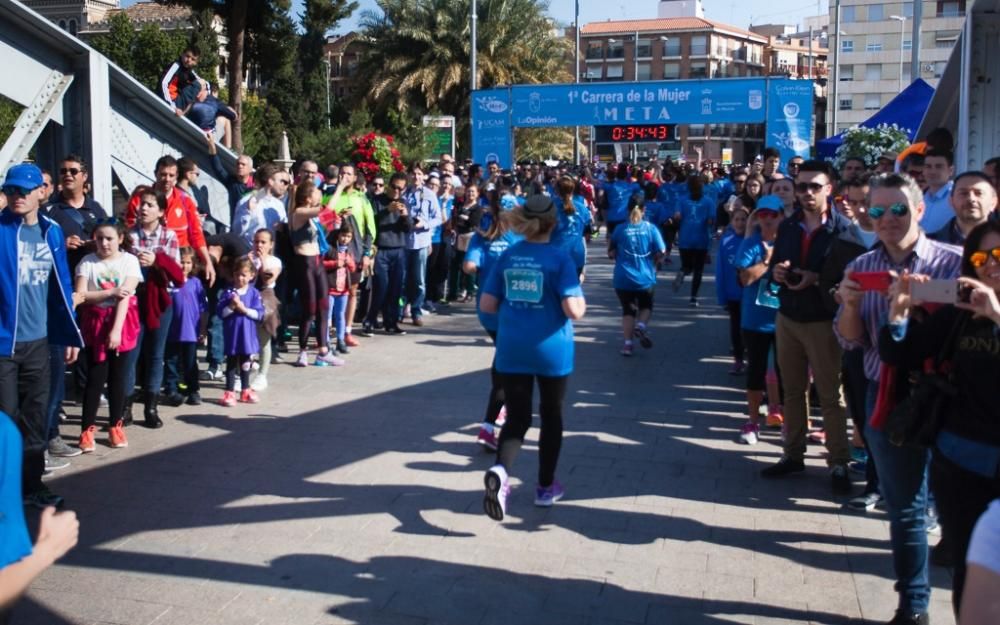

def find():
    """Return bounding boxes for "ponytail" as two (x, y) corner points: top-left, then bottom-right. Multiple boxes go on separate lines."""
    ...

(556, 176), (577, 214)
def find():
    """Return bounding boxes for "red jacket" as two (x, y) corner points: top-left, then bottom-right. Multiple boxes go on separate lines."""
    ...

(126, 187), (206, 250)
(140, 251), (186, 330)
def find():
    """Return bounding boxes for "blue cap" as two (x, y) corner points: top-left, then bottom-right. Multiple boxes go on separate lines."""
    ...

(756, 194), (783, 212)
(2, 163), (44, 191)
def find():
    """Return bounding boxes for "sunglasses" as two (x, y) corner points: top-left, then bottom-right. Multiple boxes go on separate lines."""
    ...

(373, 182), (385, 187)
(755, 210), (779, 220)
(794, 182), (826, 194)
(59, 167), (83, 176)
(2, 185), (35, 197)
(391, 185), (406, 192)
(969, 246), (1000, 268)
(95, 217), (120, 226)
(867, 203), (909, 219)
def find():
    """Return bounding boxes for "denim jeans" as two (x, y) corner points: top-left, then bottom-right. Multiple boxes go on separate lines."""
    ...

(327, 294), (349, 342)
(0, 339), (50, 495)
(865, 384), (930, 613)
(47, 344), (66, 441)
(141, 305), (173, 395)
(365, 247), (405, 328)
(405, 246), (430, 318)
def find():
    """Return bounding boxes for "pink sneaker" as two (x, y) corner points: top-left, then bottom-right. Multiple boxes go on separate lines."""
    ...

(220, 391), (237, 407)
(477, 426), (498, 451)
(495, 405), (507, 428)
(240, 389), (260, 404)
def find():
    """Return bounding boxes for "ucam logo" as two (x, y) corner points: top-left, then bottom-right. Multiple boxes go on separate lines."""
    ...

(477, 96), (508, 114)
(782, 102), (800, 119)
(748, 90), (763, 110)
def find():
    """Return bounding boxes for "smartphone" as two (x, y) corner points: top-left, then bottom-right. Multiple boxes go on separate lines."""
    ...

(785, 270), (803, 287)
(851, 271), (892, 292)
(911, 279), (960, 304)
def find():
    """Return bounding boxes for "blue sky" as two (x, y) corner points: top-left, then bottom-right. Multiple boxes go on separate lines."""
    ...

(124, 0), (828, 33)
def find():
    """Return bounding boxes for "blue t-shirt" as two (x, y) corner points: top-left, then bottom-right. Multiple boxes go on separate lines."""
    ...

(604, 181), (642, 223)
(466, 230), (524, 332)
(0, 412), (32, 569)
(16, 223), (52, 343)
(676, 196), (715, 250)
(611, 221), (665, 291)
(550, 196), (592, 271)
(655, 183), (673, 206)
(734, 232), (778, 333)
(715, 229), (744, 305)
(482, 241), (583, 376)
(644, 200), (668, 227)
(432, 196), (453, 244)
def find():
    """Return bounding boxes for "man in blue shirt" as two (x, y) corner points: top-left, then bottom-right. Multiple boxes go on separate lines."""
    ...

(403, 164), (442, 327)
(0, 164), (83, 510)
(921, 150), (956, 234)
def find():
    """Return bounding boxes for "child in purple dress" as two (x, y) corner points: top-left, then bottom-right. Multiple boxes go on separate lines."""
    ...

(217, 256), (264, 406)
(163, 247), (207, 406)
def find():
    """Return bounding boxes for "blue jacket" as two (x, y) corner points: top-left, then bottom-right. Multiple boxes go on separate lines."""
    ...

(0, 211), (83, 355)
(715, 229), (744, 305)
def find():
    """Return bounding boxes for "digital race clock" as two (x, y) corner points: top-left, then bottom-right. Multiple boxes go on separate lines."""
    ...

(594, 124), (675, 143)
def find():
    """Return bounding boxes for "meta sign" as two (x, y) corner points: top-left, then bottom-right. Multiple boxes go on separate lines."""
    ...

(471, 78), (812, 168)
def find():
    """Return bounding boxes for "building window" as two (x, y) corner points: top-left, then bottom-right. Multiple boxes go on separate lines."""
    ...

(689, 124), (706, 136)
(662, 62), (680, 79)
(841, 39), (854, 52)
(866, 38), (883, 52)
(689, 61), (708, 78)
(937, 1), (964, 17)
(864, 94), (881, 110)
(842, 6), (856, 22)
(690, 35), (708, 56)
(903, 39), (912, 51)
(903, 65), (912, 82)
(585, 65), (602, 80)
(636, 38), (651, 58)
(866, 63), (882, 81)
(663, 38), (681, 56)
(607, 40), (625, 59)
(934, 61), (948, 77)
(840, 64), (854, 81)
(606, 64), (624, 80)
(903, 1), (914, 17)
(868, 4), (884, 21)
(58, 19), (66, 30)
(586, 41), (603, 60)
(637, 62), (651, 80)
(936, 31), (959, 48)
(839, 97), (853, 110)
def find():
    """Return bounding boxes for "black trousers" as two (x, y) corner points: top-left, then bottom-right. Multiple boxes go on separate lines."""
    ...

(679, 248), (708, 298)
(427, 241), (452, 302)
(82, 348), (129, 429)
(930, 451), (1000, 614)
(0, 338), (50, 495)
(365, 247), (405, 329)
(497, 373), (568, 487)
(725, 301), (744, 361)
(483, 331), (504, 424)
(842, 348), (878, 493)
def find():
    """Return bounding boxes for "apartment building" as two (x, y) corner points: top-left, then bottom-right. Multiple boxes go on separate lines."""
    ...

(829, 0), (966, 133)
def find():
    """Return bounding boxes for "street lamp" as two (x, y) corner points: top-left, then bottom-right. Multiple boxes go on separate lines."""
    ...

(322, 54), (331, 129)
(889, 15), (907, 90)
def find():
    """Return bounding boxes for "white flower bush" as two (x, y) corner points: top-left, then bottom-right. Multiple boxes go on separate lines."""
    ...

(831, 123), (912, 170)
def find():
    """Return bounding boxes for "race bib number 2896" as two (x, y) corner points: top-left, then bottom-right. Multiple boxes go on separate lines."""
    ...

(504, 268), (544, 304)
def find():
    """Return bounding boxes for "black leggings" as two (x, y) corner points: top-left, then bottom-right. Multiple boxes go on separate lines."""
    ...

(82, 349), (129, 429)
(225, 355), (252, 392)
(616, 289), (654, 317)
(484, 331), (505, 424)
(497, 373), (568, 487)
(743, 329), (780, 392)
(679, 248), (708, 297)
(725, 301), (744, 361)
(295, 254), (330, 350)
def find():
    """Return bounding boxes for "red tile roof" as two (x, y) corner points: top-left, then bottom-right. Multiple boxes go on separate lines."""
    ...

(101, 2), (192, 25)
(581, 17), (765, 41)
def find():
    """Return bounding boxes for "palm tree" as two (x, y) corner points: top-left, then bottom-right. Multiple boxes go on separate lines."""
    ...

(356, 0), (571, 153)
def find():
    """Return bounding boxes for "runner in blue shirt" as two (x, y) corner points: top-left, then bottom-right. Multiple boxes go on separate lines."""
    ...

(716, 201), (748, 374)
(609, 196), (666, 357)
(550, 176), (592, 277)
(480, 195), (586, 521)
(672, 176), (716, 306)
(463, 203), (524, 452)
(603, 164), (642, 237)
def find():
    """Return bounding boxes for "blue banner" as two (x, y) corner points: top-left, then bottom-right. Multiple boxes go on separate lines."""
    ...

(509, 78), (768, 127)
(765, 78), (814, 165)
(471, 88), (513, 169)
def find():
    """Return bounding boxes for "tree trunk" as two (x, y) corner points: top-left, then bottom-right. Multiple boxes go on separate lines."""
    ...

(226, 1), (247, 153)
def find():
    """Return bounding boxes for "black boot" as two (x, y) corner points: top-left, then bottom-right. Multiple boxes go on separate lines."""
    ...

(143, 391), (163, 429)
(122, 394), (135, 427)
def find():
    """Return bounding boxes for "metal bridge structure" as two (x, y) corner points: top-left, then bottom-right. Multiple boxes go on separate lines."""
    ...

(0, 0), (237, 222)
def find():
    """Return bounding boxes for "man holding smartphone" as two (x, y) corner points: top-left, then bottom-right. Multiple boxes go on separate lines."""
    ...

(834, 172), (961, 625)
(763, 160), (862, 493)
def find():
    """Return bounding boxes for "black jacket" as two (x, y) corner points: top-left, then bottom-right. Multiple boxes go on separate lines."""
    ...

(372, 196), (413, 249)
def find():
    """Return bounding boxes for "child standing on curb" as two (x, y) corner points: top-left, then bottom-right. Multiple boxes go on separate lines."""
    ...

(217, 257), (264, 407)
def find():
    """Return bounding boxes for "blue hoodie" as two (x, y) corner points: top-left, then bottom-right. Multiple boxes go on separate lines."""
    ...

(715, 228), (744, 305)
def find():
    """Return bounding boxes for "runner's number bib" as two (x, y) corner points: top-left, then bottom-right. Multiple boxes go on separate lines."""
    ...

(504, 268), (544, 304)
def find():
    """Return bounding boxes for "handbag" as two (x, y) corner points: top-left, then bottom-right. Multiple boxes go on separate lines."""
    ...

(885, 311), (968, 448)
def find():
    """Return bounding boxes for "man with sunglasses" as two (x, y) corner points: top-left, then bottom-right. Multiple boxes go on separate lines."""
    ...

(834, 173), (962, 625)
(763, 160), (862, 494)
(363, 172), (413, 336)
(0, 163), (83, 510)
(930, 171), (998, 246)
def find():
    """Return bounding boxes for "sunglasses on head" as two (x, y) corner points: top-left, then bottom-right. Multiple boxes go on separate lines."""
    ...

(794, 182), (826, 194)
(970, 246), (1000, 268)
(59, 167), (83, 176)
(867, 203), (909, 219)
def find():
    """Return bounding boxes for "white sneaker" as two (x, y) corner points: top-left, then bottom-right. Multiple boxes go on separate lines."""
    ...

(737, 422), (759, 445)
(250, 375), (268, 391)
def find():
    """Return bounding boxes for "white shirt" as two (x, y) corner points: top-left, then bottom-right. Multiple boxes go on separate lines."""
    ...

(76, 252), (143, 308)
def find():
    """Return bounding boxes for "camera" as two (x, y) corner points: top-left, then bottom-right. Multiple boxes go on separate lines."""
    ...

(785, 270), (803, 287)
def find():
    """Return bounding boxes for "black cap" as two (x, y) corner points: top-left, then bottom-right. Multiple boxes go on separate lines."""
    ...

(523, 194), (555, 216)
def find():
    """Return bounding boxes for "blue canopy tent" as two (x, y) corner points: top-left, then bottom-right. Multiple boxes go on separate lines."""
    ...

(818, 79), (935, 160)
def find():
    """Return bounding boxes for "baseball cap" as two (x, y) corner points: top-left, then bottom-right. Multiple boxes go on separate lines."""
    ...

(523, 194), (555, 217)
(2, 163), (44, 192)
(756, 194), (783, 212)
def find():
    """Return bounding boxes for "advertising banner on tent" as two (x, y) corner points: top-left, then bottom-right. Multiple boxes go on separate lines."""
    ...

(509, 78), (769, 128)
(765, 78), (813, 165)
(471, 89), (513, 168)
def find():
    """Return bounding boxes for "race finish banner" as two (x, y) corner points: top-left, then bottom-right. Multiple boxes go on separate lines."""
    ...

(471, 78), (812, 168)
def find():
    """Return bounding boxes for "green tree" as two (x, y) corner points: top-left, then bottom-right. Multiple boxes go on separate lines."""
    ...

(298, 0), (358, 131)
(188, 9), (222, 84)
(0, 95), (23, 147)
(356, 0), (571, 154)
(131, 23), (189, 91)
(89, 12), (136, 75)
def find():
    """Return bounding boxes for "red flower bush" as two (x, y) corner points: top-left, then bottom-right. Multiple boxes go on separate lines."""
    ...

(351, 133), (404, 182)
